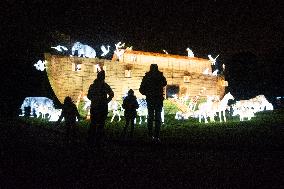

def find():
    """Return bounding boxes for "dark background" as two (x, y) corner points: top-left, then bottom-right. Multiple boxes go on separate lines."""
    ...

(1, 0), (283, 116)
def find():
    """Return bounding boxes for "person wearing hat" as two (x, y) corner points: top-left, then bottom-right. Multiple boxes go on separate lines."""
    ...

(121, 89), (139, 139)
(87, 70), (114, 149)
(139, 64), (167, 143)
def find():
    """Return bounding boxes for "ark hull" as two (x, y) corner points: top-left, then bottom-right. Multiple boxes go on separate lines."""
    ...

(45, 51), (226, 103)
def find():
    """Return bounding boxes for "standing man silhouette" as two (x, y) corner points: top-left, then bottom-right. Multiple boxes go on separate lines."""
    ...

(139, 64), (167, 143)
(87, 70), (114, 150)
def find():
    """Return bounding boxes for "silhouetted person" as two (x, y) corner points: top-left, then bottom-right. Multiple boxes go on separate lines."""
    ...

(139, 64), (167, 143)
(121, 89), (139, 140)
(56, 96), (81, 143)
(87, 70), (114, 150)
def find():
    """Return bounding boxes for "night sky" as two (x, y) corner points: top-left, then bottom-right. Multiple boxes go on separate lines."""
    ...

(1, 0), (283, 115)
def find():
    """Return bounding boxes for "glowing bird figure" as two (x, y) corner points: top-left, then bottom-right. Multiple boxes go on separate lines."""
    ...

(101, 45), (110, 56)
(162, 49), (168, 54)
(51, 45), (68, 52)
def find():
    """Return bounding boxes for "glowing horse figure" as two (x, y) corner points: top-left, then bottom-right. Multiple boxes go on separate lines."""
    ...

(211, 92), (235, 122)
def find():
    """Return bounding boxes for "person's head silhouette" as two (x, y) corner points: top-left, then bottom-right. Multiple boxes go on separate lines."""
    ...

(64, 96), (73, 104)
(128, 89), (134, 96)
(150, 64), (158, 72)
(97, 70), (105, 81)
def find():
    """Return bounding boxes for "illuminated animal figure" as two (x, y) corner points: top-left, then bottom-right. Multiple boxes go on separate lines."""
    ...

(81, 97), (124, 122)
(20, 97), (55, 119)
(232, 95), (273, 121)
(232, 102), (255, 121)
(71, 42), (96, 58)
(251, 95), (274, 112)
(113, 42), (125, 61)
(197, 92), (234, 123)
(212, 69), (219, 76)
(210, 92), (234, 122)
(163, 49), (169, 54)
(34, 60), (47, 71)
(186, 48), (194, 57)
(208, 54), (219, 65)
(135, 99), (148, 124)
(196, 96), (216, 123)
(135, 99), (165, 125)
(108, 100), (123, 122)
(100, 45), (110, 56)
(48, 109), (62, 122)
(51, 45), (68, 52)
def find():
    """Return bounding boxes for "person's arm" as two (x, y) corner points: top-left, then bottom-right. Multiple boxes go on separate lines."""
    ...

(87, 84), (94, 100)
(56, 110), (64, 126)
(161, 73), (167, 87)
(106, 84), (114, 103)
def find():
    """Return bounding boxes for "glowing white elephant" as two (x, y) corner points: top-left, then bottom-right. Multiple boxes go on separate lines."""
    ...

(71, 42), (96, 58)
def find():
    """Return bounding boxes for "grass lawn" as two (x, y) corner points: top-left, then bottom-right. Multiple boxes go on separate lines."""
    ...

(1, 109), (283, 188)
(14, 108), (284, 151)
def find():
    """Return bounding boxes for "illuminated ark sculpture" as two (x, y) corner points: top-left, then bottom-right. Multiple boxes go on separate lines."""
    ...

(44, 49), (227, 116)
(71, 42), (96, 58)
